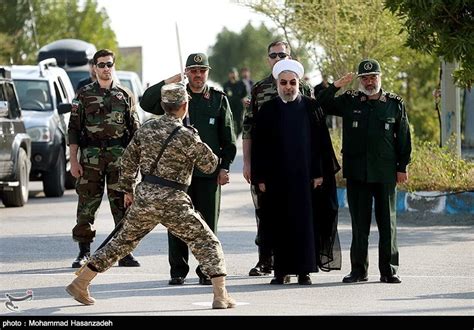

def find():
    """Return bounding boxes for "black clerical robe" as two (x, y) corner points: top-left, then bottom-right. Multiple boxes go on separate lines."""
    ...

(252, 95), (341, 275)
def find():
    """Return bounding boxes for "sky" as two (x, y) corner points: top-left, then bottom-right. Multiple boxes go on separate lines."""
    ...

(96, 0), (276, 86)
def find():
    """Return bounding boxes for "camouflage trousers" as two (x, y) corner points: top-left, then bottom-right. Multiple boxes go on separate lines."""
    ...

(72, 146), (125, 243)
(89, 181), (227, 277)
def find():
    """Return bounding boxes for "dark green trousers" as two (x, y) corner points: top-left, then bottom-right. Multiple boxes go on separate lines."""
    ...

(167, 176), (221, 278)
(346, 179), (398, 277)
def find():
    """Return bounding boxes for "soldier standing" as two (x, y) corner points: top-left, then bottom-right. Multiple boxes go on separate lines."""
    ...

(317, 59), (412, 284)
(242, 41), (313, 277)
(140, 53), (236, 285)
(68, 49), (141, 268)
(223, 67), (247, 138)
(66, 83), (236, 309)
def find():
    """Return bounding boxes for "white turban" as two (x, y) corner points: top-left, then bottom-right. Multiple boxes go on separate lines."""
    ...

(272, 59), (304, 79)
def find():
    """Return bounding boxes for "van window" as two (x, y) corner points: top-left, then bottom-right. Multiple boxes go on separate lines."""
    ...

(14, 80), (53, 111)
(4, 83), (21, 118)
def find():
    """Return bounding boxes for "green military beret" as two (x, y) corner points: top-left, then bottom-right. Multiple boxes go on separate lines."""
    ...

(357, 59), (381, 77)
(161, 82), (188, 104)
(185, 53), (211, 69)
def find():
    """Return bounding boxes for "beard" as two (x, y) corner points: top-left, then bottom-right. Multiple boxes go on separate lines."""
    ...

(278, 89), (298, 103)
(358, 79), (381, 96)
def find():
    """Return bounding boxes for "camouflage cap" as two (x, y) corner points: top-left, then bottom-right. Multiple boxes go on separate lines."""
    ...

(185, 53), (211, 69)
(357, 59), (381, 77)
(161, 82), (188, 104)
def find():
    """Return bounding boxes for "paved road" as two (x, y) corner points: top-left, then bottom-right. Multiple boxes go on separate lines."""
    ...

(1, 139), (473, 320)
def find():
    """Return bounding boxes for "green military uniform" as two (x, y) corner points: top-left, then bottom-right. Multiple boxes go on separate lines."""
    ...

(242, 73), (313, 274)
(140, 54), (236, 282)
(223, 77), (247, 138)
(68, 81), (140, 243)
(317, 60), (411, 280)
(88, 109), (227, 277)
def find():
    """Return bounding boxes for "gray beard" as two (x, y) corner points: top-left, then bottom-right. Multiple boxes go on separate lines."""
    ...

(358, 81), (381, 96)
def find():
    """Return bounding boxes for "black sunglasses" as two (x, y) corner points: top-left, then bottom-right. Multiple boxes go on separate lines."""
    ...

(279, 80), (298, 86)
(96, 62), (114, 69)
(268, 52), (288, 59)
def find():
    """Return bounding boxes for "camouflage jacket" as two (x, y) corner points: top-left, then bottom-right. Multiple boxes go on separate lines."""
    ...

(242, 74), (313, 139)
(68, 80), (140, 147)
(118, 114), (218, 193)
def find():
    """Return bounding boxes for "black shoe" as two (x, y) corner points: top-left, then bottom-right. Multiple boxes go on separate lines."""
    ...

(297, 274), (312, 285)
(380, 274), (401, 283)
(249, 263), (272, 276)
(168, 277), (185, 285)
(71, 252), (89, 268)
(198, 277), (212, 285)
(342, 272), (368, 283)
(270, 275), (291, 284)
(118, 254), (140, 267)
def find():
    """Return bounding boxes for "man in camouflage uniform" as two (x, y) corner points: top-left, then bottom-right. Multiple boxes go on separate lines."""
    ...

(140, 53), (236, 286)
(66, 83), (236, 309)
(317, 59), (412, 284)
(242, 41), (313, 276)
(68, 49), (141, 269)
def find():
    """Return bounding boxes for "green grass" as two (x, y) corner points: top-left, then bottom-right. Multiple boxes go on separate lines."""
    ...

(329, 130), (474, 192)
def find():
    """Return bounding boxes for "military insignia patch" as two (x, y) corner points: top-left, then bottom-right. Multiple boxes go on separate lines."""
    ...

(360, 96), (367, 101)
(209, 118), (215, 125)
(203, 92), (210, 100)
(194, 55), (203, 63)
(116, 92), (123, 100)
(71, 100), (80, 113)
(114, 112), (124, 123)
(364, 62), (373, 70)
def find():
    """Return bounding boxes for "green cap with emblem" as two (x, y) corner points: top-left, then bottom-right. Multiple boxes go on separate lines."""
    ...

(357, 59), (381, 77)
(161, 82), (188, 104)
(185, 53), (211, 69)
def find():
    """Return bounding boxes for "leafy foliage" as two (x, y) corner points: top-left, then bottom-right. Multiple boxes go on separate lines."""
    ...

(385, 0), (474, 88)
(0, 0), (118, 65)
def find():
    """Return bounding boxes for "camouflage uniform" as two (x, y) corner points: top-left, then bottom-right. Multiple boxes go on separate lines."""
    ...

(68, 81), (140, 242)
(88, 113), (226, 277)
(242, 74), (313, 273)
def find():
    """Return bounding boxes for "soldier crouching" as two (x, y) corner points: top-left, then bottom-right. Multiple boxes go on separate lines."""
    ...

(65, 82), (236, 309)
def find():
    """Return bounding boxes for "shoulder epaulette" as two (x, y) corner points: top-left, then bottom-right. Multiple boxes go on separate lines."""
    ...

(387, 92), (403, 102)
(210, 86), (226, 96)
(184, 125), (198, 134)
(117, 85), (133, 98)
(344, 89), (360, 97)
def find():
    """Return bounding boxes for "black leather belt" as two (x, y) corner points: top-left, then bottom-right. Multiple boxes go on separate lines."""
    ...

(142, 175), (188, 192)
(84, 137), (124, 148)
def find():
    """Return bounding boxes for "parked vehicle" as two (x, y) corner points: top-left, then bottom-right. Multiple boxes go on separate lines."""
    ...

(12, 59), (75, 197)
(37, 39), (97, 92)
(116, 70), (153, 124)
(0, 67), (31, 207)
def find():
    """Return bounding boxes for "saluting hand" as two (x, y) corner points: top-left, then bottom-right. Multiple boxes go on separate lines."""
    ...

(334, 73), (355, 88)
(164, 73), (183, 84)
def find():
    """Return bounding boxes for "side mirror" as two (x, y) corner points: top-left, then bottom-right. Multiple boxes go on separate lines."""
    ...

(58, 103), (72, 114)
(0, 101), (9, 117)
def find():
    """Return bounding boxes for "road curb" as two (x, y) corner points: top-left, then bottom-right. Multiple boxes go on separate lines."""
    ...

(336, 188), (474, 214)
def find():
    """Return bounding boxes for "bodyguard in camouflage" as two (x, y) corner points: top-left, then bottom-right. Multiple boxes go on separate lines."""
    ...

(140, 52), (236, 286)
(68, 49), (140, 269)
(66, 83), (236, 309)
(242, 41), (313, 277)
(317, 59), (412, 284)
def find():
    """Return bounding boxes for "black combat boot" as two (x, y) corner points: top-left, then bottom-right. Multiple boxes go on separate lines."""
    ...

(72, 242), (90, 268)
(118, 253), (140, 267)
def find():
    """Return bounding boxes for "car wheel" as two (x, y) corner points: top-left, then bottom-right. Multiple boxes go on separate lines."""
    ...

(65, 170), (76, 189)
(43, 150), (65, 197)
(2, 148), (30, 207)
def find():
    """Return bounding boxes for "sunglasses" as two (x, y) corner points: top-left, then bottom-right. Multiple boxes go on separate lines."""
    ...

(268, 52), (289, 59)
(96, 62), (114, 69)
(279, 80), (298, 86)
(187, 68), (208, 74)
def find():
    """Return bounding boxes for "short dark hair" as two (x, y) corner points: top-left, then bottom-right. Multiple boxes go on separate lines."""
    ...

(267, 41), (290, 54)
(93, 49), (115, 64)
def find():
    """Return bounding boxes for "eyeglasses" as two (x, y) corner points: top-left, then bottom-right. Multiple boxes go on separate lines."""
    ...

(187, 68), (208, 74)
(279, 80), (298, 86)
(96, 62), (114, 69)
(268, 52), (289, 59)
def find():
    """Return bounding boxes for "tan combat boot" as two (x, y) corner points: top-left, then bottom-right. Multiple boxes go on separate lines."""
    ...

(211, 276), (236, 309)
(65, 265), (97, 305)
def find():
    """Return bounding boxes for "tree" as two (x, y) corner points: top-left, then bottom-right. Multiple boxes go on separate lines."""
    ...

(241, 0), (441, 142)
(385, 0), (474, 89)
(208, 22), (279, 85)
(0, 0), (118, 65)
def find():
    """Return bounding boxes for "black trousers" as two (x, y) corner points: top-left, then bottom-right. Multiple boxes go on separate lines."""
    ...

(346, 179), (399, 277)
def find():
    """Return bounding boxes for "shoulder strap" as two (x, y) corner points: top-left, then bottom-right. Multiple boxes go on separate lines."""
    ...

(149, 126), (182, 174)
